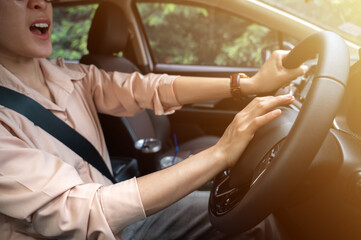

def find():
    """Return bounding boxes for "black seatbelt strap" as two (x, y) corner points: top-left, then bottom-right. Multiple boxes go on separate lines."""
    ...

(0, 86), (116, 183)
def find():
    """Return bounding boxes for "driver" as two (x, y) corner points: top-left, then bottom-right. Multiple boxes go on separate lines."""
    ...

(0, 0), (307, 239)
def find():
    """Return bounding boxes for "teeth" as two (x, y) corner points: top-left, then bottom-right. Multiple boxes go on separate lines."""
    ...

(33, 23), (49, 28)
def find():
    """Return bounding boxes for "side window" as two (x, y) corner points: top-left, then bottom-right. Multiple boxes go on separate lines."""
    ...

(51, 4), (98, 61)
(136, 2), (297, 67)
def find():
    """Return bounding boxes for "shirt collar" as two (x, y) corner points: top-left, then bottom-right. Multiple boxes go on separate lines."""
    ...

(0, 58), (85, 111)
(40, 58), (84, 92)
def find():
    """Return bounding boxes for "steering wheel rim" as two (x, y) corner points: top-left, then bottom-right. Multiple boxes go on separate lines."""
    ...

(208, 31), (350, 234)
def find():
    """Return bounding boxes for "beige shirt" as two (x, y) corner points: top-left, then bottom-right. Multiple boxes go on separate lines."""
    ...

(0, 58), (181, 239)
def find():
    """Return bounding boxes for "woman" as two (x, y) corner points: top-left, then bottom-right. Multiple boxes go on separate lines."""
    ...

(0, 0), (307, 239)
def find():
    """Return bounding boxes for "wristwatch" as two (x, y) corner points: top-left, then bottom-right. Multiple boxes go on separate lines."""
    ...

(230, 73), (249, 100)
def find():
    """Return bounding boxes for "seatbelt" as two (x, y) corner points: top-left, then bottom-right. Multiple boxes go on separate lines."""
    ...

(0, 86), (116, 183)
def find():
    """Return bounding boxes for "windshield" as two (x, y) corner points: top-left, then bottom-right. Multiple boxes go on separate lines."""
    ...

(260, 0), (361, 46)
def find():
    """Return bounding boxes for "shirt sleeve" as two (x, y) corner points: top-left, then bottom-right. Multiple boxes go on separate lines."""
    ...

(70, 63), (182, 116)
(0, 122), (146, 239)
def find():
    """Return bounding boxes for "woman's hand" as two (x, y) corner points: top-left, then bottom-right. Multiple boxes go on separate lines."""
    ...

(240, 50), (308, 95)
(213, 94), (295, 168)
(138, 94), (294, 216)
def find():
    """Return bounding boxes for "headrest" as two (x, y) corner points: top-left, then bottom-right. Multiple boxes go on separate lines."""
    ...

(87, 1), (129, 54)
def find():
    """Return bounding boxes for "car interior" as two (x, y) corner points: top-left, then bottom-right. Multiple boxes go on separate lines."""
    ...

(51, 0), (361, 239)
(79, 1), (220, 179)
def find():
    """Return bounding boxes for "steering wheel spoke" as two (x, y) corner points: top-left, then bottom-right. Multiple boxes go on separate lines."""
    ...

(211, 170), (248, 215)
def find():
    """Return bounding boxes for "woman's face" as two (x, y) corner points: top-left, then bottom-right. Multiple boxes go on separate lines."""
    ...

(0, 0), (53, 61)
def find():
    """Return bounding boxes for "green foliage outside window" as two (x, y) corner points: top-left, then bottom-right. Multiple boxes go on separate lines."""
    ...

(50, 2), (294, 67)
(137, 3), (279, 67)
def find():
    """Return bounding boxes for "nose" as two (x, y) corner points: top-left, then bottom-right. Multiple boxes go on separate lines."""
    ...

(28, 0), (48, 10)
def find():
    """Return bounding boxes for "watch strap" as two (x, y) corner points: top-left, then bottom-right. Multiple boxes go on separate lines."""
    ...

(230, 73), (249, 100)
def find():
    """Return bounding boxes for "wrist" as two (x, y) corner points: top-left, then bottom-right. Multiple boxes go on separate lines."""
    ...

(230, 73), (256, 98)
(208, 145), (231, 170)
(239, 75), (256, 95)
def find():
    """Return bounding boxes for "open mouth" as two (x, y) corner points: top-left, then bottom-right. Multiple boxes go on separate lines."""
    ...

(30, 23), (49, 36)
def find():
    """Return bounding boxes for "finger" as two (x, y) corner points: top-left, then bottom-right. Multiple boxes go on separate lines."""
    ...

(300, 64), (309, 74)
(274, 50), (290, 61)
(274, 51), (286, 71)
(284, 64), (308, 77)
(278, 50), (308, 78)
(271, 94), (295, 108)
(277, 50), (291, 58)
(249, 109), (282, 132)
(248, 95), (294, 117)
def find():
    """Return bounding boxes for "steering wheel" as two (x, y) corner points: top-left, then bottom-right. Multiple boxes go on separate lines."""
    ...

(208, 31), (350, 234)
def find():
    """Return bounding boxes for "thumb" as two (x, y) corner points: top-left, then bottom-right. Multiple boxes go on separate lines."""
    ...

(286, 64), (309, 79)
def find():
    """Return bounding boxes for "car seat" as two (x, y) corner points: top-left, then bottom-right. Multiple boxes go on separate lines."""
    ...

(80, 1), (219, 176)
